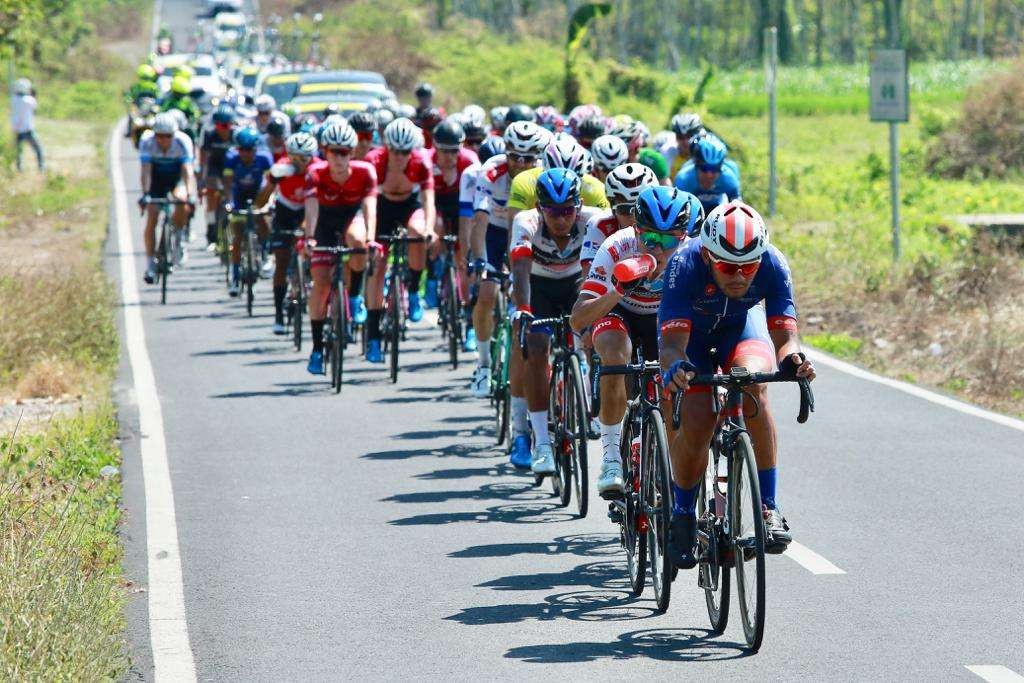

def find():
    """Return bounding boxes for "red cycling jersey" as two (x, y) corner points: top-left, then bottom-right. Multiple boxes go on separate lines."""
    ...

(273, 156), (326, 209)
(430, 147), (479, 195)
(363, 147), (435, 193)
(304, 160), (377, 208)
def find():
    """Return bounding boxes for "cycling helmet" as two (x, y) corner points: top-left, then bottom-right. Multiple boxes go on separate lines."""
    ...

(534, 105), (563, 132)
(170, 75), (191, 95)
(417, 106), (443, 130)
(322, 103), (341, 118)
(151, 112), (178, 134)
(505, 103), (535, 124)
(462, 118), (486, 142)
(536, 168), (582, 207)
(384, 117), (421, 151)
(298, 115), (319, 134)
(701, 201), (769, 262)
(477, 136), (506, 163)
(212, 104), (235, 125)
(432, 118), (465, 150)
(375, 108), (394, 130)
(266, 118), (286, 138)
(320, 120), (358, 148)
(575, 115), (608, 142)
(490, 106), (509, 130)
(579, 148), (594, 176)
(633, 186), (694, 234)
(169, 108), (189, 131)
(609, 116), (643, 148)
(462, 104), (486, 127)
(414, 82), (434, 98)
(176, 65), (195, 79)
(503, 121), (548, 155)
(396, 103), (417, 119)
(255, 94), (276, 113)
(590, 134), (629, 172)
(671, 112), (703, 137)
(635, 121), (651, 145)
(542, 132), (589, 176)
(567, 104), (603, 135)
(137, 64), (157, 81)
(285, 131), (318, 157)
(693, 134), (727, 167)
(604, 163), (658, 207)
(234, 127), (261, 149)
(348, 111), (377, 133)
(677, 191), (706, 237)
(651, 130), (674, 152)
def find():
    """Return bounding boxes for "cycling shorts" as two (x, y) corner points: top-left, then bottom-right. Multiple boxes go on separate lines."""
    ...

(377, 193), (424, 239)
(150, 173), (183, 200)
(593, 305), (658, 361)
(529, 273), (582, 334)
(685, 305), (776, 393)
(436, 192), (459, 234)
(484, 223), (507, 273)
(312, 204), (362, 268)
(269, 204), (304, 250)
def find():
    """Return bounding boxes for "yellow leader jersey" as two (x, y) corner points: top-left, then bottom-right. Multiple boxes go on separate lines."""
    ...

(506, 167), (610, 212)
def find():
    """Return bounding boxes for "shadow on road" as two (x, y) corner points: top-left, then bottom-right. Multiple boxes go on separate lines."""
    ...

(209, 380), (327, 398)
(504, 626), (749, 663)
(362, 441), (494, 461)
(382, 481), (548, 505)
(449, 533), (619, 559)
(414, 464), (511, 480)
(389, 501), (575, 526)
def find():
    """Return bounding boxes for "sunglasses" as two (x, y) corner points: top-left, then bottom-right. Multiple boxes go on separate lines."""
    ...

(539, 204), (579, 217)
(214, 122), (232, 131)
(326, 147), (352, 157)
(356, 131), (374, 141)
(508, 153), (536, 163)
(155, 133), (172, 139)
(613, 203), (633, 215)
(708, 253), (760, 277)
(636, 229), (682, 250)
(288, 153), (311, 164)
(698, 164), (722, 173)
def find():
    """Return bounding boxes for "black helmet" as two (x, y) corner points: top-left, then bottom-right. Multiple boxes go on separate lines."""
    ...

(266, 119), (286, 138)
(505, 103), (535, 125)
(414, 82), (433, 98)
(432, 118), (465, 150)
(463, 119), (486, 142)
(478, 136), (506, 163)
(348, 111), (376, 133)
(577, 115), (607, 141)
(417, 106), (442, 130)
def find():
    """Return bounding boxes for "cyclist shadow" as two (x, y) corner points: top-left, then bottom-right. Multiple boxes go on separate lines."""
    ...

(382, 481), (549, 505)
(362, 442), (493, 461)
(394, 425), (490, 440)
(504, 625), (749, 663)
(478, 559), (629, 592)
(388, 501), (575, 527)
(414, 463), (513, 481)
(450, 533), (620, 560)
(209, 380), (328, 399)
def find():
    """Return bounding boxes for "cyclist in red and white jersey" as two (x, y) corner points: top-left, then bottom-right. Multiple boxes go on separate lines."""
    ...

(347, 112), (379, 161)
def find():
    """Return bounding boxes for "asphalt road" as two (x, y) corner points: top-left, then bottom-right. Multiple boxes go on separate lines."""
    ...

(112, 2), (1024, 679)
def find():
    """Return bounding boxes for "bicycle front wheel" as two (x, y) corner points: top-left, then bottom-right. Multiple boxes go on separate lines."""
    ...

(159, 217), (170, 305)
(332, 285), (346, 393)
(698, 450), (730, 633)
(446, 265), (461, 370)
(388, 271), (401, 383)
(644, 408), (672, 613)
(620, 413), (647, 596)
(245, 233), (257, 317)
(731, 431), (766, 651)
(566, 354), (589, 519)
(292, 257), (305, 351)
(492, 329), (509, 445)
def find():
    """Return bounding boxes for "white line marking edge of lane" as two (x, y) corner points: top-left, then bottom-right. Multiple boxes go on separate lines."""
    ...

(805, 348), (1024, 434)
(109, 123), (197, 682)
(785, 541), (846, 575)
(966, 665), (1024, 682)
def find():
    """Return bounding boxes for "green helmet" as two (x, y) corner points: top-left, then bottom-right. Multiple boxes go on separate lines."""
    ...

(171, 75), (191, 95)
(137, 64), (157, 81)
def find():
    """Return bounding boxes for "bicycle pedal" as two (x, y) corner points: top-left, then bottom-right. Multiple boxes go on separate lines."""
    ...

(599, 488), (625, 502)
(607, 503), (623, 525)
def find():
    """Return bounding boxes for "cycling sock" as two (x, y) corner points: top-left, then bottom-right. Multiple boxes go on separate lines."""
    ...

(367, 309), (382, 340)
(511, 396), (529, 435)
(758, 467), (777, 510)
(231, 263), (240, 283)
(273, 285), (286, 319)
(671, 482), (700, 517)
(529, 410), (550, 447)
(600, 421), (622, 464)
(478, 342), (491, 368)
(349, 271), (364, 297)
(206, 221), (216, 242)
(406, 268), (423, 293)
(311, 319), (325, 352)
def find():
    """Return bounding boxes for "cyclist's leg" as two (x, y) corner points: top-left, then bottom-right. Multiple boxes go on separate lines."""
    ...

(365, 206), (394, 347)
(204, 177), (221, 243)
(343, 213), (368, 287)
(592, 312), (634, 463)
(144, 204), (160, 259)
(171, 183), (189, 229)
(472, 224), (507, 366)
(669, 331), (718, 501)
(269, 206), (299, 326)
(308, 215), (339, 357)
(405, 207), (429, 297)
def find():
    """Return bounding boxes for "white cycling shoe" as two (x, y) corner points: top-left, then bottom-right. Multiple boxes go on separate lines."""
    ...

(470, 365), (491, 398)
(531, 443), (556, 475)
(597, 460), (625, 499)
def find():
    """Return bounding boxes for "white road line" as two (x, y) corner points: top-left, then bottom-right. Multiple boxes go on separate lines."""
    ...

(805, 349), (1024, 434)
(785, 541), (845, 575)
(966, 665), (1024, 682)
(109, 125), (197, 682)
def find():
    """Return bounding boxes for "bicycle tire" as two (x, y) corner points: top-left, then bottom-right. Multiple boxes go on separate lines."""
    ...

(549, 362), (571, 507)
(731, 431), (766, 651)
(644, 408), (673, 613)
(332, 284), (346, 393)
(388, 269), (401, 383)
(446, 265), (461, 370)
(698, 452), (730, 634)
(566, 354), (589, 519)
(245, 232), (256, 317)
(292, 254), (304, 351)
(159, 215), (170, 305)
(492, 330), (509, 445)
(621, 411), (647, 596)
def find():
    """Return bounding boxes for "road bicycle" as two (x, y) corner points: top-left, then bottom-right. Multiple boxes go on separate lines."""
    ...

(143, 196), (191, 305)
(377, 229), (425, 384)
(283, 230), (310, 350)
(435, 234), (463, 370)
(309, 245), (367, 393)
(486, 270), (512, 447)
(671, 358), (815, 651)
(225, 200), (270, 316)
(520, 314), (590, 518)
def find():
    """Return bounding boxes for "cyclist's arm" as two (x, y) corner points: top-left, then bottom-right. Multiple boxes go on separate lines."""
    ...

(304, 196), (318, 239)
(255, 173), (275, 208)
(363, 194), (378, 242)
(659, 325), (693, 389)
(505, 208), (521, 250)
(140, 163), (152, 196)
(182, 162), (197, 200)
(570, 246), (623, 331)
(420, 187), (436, 241)
(769, 326), (802, 364)
(469, 210), (488, 261)
(510, 255), (531, 310)
(198, 147), (210, 182)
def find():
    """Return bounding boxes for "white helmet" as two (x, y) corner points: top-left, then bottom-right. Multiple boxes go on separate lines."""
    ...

(396, 103), (417, 119)
(462, 104), (486, 127)
(375, 108), (394, 129)
(152, 112), (179, 135)
(652, 130), (674, 152)
(503, 120), (548, 155)
(285, 131), (318, 156)
(590, 134), (629, 172)
(700, 201), (769, 263)
(671, 112), (703, 137)
(604, 163), (658, 208)
(14, 78), (31, 95)
(490, 106), (509, 130)
(542, 132), (589, 175)
(255, 94), (276, 113)
(320, 121), (358, 148)
(383, 117), (421, 151)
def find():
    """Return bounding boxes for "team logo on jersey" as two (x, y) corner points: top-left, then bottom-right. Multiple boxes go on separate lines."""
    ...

(705, 283), (717, 296)
(593, 266), (607, 279)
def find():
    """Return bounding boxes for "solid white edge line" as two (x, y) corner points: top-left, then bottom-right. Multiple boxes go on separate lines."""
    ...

(785, 541), (845, 575)
(805, 348), (1024, 434)
(966, 666), (1024, 682)
(110, 124), (198, 682)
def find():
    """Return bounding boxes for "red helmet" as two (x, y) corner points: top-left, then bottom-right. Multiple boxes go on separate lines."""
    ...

(700, 201), (769, 263)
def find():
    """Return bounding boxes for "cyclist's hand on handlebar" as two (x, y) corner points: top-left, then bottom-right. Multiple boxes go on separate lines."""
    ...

(780, 352), (815, 381)
(368, 240), (384, 255)
(137, 194), (150, 212)
(662, 359), (697, 393)
(294, 236), (307, 254)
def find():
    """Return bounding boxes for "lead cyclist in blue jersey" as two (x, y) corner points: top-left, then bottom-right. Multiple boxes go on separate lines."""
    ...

(658, 200), (816, 569)
(673, 135), (741, 218)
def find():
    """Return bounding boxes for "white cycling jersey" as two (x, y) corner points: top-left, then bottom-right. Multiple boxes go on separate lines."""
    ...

(473, 154), (539, 229)
(509, 206), (600, 279)
(580, 227), (681, 315)
(580, 209), (623, 263)
(139, 129), (194, 178)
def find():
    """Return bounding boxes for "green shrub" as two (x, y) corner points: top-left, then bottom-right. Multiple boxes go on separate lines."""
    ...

(805, 332), (863, 359)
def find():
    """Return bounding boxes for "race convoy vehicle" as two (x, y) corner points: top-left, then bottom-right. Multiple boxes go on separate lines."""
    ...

(258, 69), (389, 106)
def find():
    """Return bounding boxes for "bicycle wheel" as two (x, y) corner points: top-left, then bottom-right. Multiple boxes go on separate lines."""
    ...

(620, 413), (647, 596)
(388, 270), (401, 383)
(292, 254), (305, 351)
(566, 354), (589, 519)
(332, 284), (346, 393)
(731, 431), (766, 651)
(698, 451), (730, 634)
(549, 362), (570, 507)
(446, 265), (461, 370)
(159, 216), (170, 305)
(245, 233), (256, 317)
(644, 408), (673, 613)
(492, 329), (509, 446)
(219, 215), (231, 284)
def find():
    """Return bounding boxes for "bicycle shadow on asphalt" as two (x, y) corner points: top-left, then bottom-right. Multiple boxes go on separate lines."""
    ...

(209, 380), (328, 399)
(503, 626), (749, 663)
(381, 481), (549, 505)
(362, 442), (494, 460)
(449, 533), (619, 559)
(414, 464), (511, 480)
(389, 501), (576, 527)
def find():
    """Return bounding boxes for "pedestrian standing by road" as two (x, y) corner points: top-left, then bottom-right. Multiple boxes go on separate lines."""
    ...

(11, 78), (45, 173)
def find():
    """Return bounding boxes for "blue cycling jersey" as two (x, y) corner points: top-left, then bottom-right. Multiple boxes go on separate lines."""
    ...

(673, 162), (741, 215)
(224, 149), (273, 204)
(658, 238), (797, 336)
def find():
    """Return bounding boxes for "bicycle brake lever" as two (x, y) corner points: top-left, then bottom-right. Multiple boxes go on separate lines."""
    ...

(672, 390), (683, 430)
(797, 378), (815, 424)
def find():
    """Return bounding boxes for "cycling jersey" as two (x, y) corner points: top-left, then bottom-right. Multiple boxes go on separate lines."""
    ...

(139, 129), (193, 181)
(581, 227), (676, 315)
(509, 206), (599, 279)
(200, 128), (234, 176)
(431, 147), (478, 230)
(473, 154), (528, 228)
(127, 82), (159, 103)
(673, 162), (741, 214)
(160, 95), (201, 123)
(304, 160), (377, 208)
(580, 209), (621, 263)
(458, 161), (482, 218)
(363, 147), (435, 193)
(506, 166), (610, 212)
(270, 157), (325, 210)
(223, 148), (273, 204)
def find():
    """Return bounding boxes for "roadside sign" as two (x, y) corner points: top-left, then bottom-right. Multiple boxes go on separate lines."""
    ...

(869, 49), (909, 122)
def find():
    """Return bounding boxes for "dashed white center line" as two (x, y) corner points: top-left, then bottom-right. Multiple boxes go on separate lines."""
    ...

(784, 541), (846, 575)
(966, 665), (1024, 682)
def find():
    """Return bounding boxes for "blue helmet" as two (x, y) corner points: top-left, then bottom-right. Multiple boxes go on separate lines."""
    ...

(536, 167), (581, 206)
(692, 134), (727, 167)
(677, 190), (706, 236)
(478, 136), (505, 163)
(633, 186), (695, 234)
(212, 104), (235, 125)
(234, 127), (261, 150)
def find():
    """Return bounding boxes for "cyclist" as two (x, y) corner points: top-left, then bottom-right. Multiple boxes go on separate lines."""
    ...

(223, 127), (274, 297)
(126, 64), (160, 104)
(466, 121), (546, 413)
(634, 122), (671, 185)
(363, 117), (436, 361)
(414, 82), (443, 121)
(416, 107), (443, 149)
(303, 121), (378, 374)
(138, 112), (197, 284)
(256, 131), (323, 335)
(608, 116), (645, 164)
(161, 75), (201, 134)
(504, 103), (535, 127)
(673, 134), (741, 215)
(509, 168), (600, 475)
(580, 163), (659, 277)
(461, 115), (487, 155)
(588, 134), (629, 183)
(263, 116), (289, 158)
(488, 106), (509, 136)
(665, 112), (703, 180)
(198, 104), (237, 247)
(347, 111), (378, 160)
(570, 186), (702, 497)
(572, 114), (607, 150)
(534, 105), (563, 133)
(659, 200), (816, 568)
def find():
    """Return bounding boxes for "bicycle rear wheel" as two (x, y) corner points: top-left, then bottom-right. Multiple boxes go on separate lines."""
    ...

(731, 431), (766, 651)
(332, 284), (346, 393)
(245, 233), (256, 317)
(620, 414), (647, 596)
(446, 265), (461, 370)
(292, 254), (305, 351)
(644, 408), (672, 613)
(698, 451), (730, 634)
(388, 270), (401, 383)
(548, 362), (570, 507)
(566, 354), (589, 519)
(492, 330), (509, 445)
(159, 217), (170, 305)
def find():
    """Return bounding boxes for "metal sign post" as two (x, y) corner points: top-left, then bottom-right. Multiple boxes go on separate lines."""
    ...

(869, 48), (909, 261)
(764, 27), (778, 217)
